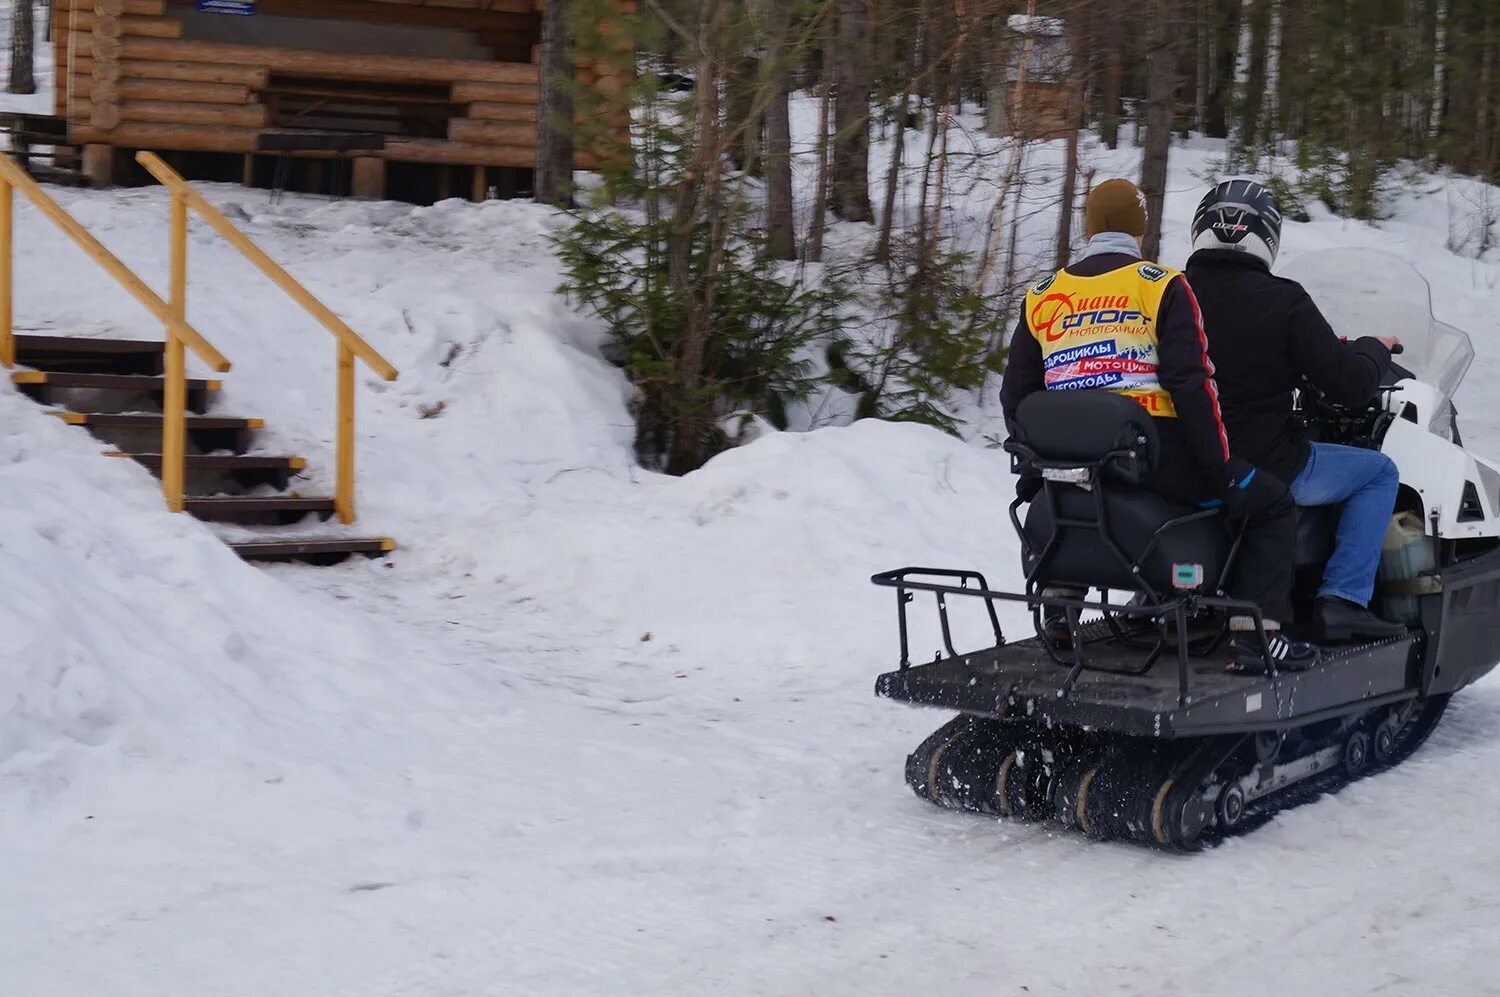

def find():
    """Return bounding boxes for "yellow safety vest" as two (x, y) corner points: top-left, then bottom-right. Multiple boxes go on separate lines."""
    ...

(1023, 260), (1184, 418)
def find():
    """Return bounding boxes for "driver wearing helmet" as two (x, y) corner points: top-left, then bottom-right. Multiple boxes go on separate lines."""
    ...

(1186, 179), (1405, 643)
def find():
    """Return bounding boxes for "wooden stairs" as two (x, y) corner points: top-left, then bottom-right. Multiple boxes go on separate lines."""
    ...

(12, 333), (396, 566)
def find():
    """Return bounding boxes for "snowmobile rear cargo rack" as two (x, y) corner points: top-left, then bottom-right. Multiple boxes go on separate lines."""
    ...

(871, 567), (1285, 709)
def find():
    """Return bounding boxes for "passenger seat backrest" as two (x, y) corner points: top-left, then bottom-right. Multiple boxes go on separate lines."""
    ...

(1011, 392), (1160, 485)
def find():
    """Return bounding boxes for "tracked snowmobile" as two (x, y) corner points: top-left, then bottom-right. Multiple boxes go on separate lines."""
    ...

(874, 249), (1500, 850)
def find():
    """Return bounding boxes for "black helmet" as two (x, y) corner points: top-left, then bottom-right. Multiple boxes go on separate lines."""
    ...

(1191, 179), (1283, 269)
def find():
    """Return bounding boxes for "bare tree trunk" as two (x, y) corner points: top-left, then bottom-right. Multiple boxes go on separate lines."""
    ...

(1102, 47), (1122, 149)
(1055, 113), (1081, 268)
(1429, 0), (1447, 144)
(666, 1), (729, 475)
(535, 0), (573, 207)
(1261, 0), (1282, 151)
(1227, 0), (1253, 168)
(726, 51), (763, 175)
(875, 87), (910, 263)
(1478, 17), (1493, 177)
(10, 0), (35, 96)
(763, 0), (795, 260)
(831, 0), (873, 222)
(804, 12), (834, 262)
(1195, 0), (1208, 134)
(1140, 0), (1176, 260)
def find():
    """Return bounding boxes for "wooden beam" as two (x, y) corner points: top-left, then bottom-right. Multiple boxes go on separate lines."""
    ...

(73, 123), (262, 153)
(465, 101), (539, 123)
(66, 12), (182, 36)
(451, 81), (538, 103)
(216, 0), (537, 32)
(449, 118), (534, 145)
(119, 60), (270, 86)
(121, 38), (542, 84)
(85, 78), (253, 103)
(351, 157), (386, 198)
(106, 100), (270, 126)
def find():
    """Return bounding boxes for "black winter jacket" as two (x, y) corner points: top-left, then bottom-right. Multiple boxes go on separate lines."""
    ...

(1000, 253), (1232, 495)
(1184, 250), (1393, 483)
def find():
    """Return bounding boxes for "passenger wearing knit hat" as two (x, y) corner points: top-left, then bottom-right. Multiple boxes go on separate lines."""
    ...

(1083, 178), (1149, 239)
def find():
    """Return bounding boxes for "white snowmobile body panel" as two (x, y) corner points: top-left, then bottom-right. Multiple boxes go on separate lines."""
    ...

(1382, 380), (1500, 540)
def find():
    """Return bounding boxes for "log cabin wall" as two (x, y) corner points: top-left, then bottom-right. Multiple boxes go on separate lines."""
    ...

(52, 0), (633, 202)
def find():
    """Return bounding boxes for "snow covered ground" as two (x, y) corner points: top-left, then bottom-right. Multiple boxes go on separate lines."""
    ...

(4, 51), (1500, 994)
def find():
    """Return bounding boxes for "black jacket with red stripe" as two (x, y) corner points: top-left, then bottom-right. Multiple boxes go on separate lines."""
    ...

(1184, 249), (1393, 483)
(1000, 253), (1232, 499)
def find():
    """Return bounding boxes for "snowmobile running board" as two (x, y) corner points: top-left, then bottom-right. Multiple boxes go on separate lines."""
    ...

(871, 567), (1422, 738)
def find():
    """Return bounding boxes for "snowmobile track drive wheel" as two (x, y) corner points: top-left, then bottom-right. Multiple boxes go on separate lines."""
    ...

(1215, 783), (1247, 830)
(1343, 730), (1371, 777)
(905, 715), (1013, 813)
(1372, 716), (1400, 766)
(996, 748), (1051, 821)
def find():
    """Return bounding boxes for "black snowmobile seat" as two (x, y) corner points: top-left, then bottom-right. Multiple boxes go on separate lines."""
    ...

(1008, 392), (1231, 595)
(1009, 391), (1157, 484)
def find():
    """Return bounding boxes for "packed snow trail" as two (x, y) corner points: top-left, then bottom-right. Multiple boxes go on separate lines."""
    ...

(3, 99), (1500, 992)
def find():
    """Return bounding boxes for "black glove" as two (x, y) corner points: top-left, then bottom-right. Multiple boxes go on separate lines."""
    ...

(1220, 457), (1259, 521)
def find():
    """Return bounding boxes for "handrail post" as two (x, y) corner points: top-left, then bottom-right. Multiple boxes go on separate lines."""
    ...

(336, 341), (355, 524)
(162, 192), (188, 513)
(0, 177), (12, 369)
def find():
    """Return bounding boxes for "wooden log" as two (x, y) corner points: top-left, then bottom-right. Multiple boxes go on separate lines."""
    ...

(119, 100), (269, 127)
(90, 102), (121, 130)
(465, 101), (539, 123)
(82, 144), (115, 186)
(115, 80), (253, 104)
(85, 78), (117, 102)
(123, 0), (166, 13)
(239, 0), (536, 33)
(72, 123), (262, 153)
(448, 119), (535, 146)
(92, 60), (121, 83)
(90, 35), (123, 61)
(119, 60), (269, 86)
(121, 38), (542, 84)
(95, 0), (123, 16)
(71, 11), (182, 36)
(351, 157), (386, 199)
(451, 81), (539, 104)
(381, 137), (535, 167)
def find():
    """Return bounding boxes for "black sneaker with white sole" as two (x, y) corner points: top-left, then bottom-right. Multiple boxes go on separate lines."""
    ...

(1229, 630), (1321, 674)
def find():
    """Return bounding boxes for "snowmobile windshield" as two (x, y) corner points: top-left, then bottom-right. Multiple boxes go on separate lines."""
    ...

(1277, 248), (1475, 430)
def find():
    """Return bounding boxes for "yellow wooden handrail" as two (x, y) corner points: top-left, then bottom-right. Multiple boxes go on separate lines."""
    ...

(135, 152), (399, 524)
(0, 153), (230, 514)
(0, 155), (230, 373)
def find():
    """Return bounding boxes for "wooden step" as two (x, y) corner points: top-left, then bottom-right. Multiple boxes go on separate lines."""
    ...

(109, 451), (306, 489)
(51, 412), (261, 432)
(183, 496), (336, 525)
(15, 335), (166, 375)
(53, 411), (261, 453)
(13, 370), (221, 412)
(108, 452), (306, 472)
(229, 538), (397, 565)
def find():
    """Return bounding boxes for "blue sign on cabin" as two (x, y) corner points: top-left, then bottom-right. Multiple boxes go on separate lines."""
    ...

(196, 0), (255, 13)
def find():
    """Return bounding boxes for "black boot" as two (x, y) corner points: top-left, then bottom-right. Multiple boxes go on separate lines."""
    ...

(1040, 587), (1084, 649)
(1230, 630), (1321, 674)
(1315, 597), (1408, 643)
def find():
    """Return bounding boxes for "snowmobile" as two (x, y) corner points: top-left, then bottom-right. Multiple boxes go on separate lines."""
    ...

(873, 249), (1500, 850)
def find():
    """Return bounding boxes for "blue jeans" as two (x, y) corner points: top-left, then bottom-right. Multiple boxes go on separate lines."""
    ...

(1290, 443), (1399, 606)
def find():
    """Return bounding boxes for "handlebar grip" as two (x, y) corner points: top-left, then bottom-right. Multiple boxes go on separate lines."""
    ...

(1391, 344), (1405, 355)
